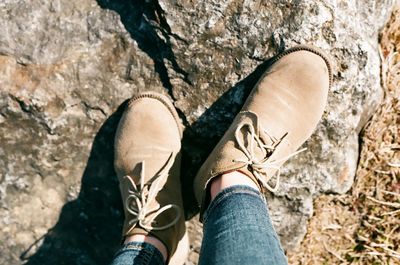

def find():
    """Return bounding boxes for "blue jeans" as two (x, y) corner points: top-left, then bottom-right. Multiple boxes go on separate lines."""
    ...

(110, 185), (288, 265)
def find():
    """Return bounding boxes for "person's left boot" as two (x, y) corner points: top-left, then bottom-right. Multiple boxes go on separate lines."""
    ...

(114, 92), (189, 264)
(193, 45), (332, 219)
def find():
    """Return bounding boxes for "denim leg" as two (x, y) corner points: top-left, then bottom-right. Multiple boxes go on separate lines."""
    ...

(110, 242), (165, 265)
(198, 185), (288, 265)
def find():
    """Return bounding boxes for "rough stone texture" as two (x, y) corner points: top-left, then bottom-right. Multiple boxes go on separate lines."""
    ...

(0, 0), (395, 264)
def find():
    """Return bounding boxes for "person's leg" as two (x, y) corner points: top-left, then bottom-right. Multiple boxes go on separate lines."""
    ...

(198, 171), (287, 265)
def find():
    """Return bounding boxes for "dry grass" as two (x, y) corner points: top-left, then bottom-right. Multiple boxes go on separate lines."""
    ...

(289, 5), (400, 265)
(346, 6), (400, 263)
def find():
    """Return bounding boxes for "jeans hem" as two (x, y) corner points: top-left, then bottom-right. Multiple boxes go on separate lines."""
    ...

(202, 185), (265, 225)
(112, 241), (164, 265)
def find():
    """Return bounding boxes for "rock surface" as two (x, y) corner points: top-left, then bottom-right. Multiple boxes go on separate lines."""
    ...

(0, 0), (394, 264)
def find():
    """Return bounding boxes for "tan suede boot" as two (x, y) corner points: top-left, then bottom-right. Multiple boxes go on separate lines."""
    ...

(114, 92), (189, 264)
(194, 45), (332, 219)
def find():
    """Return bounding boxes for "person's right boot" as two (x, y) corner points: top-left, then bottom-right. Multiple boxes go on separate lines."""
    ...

(194, 45), (332, 219)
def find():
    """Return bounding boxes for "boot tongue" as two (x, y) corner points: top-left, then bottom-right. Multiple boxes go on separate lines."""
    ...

(236, 111), (276, 162)
(120, 147), (176, 237)
(233, 111), (291, 192)
(130, 147), (173, 184)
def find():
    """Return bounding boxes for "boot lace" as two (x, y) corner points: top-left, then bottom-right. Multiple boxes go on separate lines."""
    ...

(233, 113), (306, 192)
(123, 153), (180, 232)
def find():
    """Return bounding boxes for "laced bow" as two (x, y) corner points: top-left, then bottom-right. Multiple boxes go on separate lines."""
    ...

(124, 153), (180, 233)
(233, 117), (306, 192)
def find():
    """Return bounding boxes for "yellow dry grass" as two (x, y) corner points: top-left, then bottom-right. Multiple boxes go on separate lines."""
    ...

(289, 5), (400, 265)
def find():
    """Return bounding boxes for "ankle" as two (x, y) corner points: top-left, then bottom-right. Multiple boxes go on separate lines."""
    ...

(124, 234), (168, 262)
(210, 171), (260, 201)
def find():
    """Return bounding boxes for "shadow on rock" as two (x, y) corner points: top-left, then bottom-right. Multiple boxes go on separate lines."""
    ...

(19, 59), (280, 264)
(96, 0), (190, 98)
(21, 101), (128, 265)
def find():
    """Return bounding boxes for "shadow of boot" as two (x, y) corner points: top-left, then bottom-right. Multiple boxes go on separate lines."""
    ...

(21, 101), (128, 265)
(180, 56), (279, 218)
(21, 52), (280, 264)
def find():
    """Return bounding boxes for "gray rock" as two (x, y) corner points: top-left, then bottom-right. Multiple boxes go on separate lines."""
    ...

(0, 0), (394, 264)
